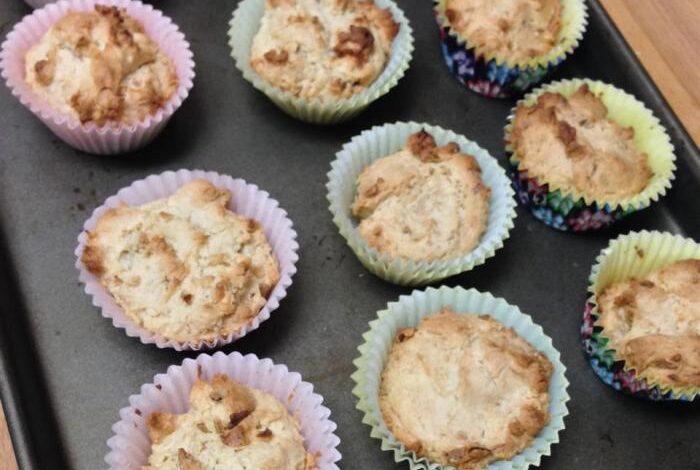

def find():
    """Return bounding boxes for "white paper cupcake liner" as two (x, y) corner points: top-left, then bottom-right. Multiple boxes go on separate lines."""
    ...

(74, 169), (299, 350)
(352, 286), (570, 469)
(228, 0), (414, 124)
(1, 0), (195, 155)
(106, 351), (341, 469)
(327, 121), (517, 286)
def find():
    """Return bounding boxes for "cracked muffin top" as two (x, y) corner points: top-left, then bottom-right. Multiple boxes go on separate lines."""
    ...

(444, 0), (562, 62)
(510, 84), (652, 202)
(24, 5), (178, 126)
(81, 180), (279, 344)
(250, 0), (398, 101)
(351, 130), (490, 262)
(144, 374), (315, 470)
(597, 259), (700, 389)
(379, 309), (552, 469)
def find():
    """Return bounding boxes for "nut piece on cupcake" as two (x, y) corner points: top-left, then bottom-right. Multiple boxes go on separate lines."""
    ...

(24, 5), (179, 126)
(351, 130), (491, 262)
(81, 179), (279, 344)
(379, 308), (553, 469)
(596, 259), (700, 390)
(250, 0), (398, 101)
(511, 84), (652, 203)
(144, 374), (316, 470)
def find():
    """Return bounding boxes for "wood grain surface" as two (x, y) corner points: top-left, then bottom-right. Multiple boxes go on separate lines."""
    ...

(0, 1), (697, 468)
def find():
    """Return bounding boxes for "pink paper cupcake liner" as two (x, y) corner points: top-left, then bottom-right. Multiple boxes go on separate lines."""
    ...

(1, 0), (195, 155)
(75, 169), (300, 350)
(106, 351), (342, 469)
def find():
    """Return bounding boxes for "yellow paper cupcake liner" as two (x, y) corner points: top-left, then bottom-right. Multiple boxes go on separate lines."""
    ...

(228, 0), (414, 124)
(326, 121), (516, 286)
(434, 0), (587, 70)
(587, 230), (700, 400)
(505, 78), (677, 212)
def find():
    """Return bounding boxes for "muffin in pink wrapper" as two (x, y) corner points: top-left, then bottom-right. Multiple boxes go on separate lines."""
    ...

(1, 0), (195, 155)
(75, 169), (299, 350)
(105, 351), (342, 469)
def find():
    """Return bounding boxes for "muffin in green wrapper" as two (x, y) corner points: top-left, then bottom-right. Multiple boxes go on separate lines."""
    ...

(582, 231), (700, 401)
(506, 78), (676, 232)
(353, 286), (570, 469)
(327, 121), (516, 286)
(229, 0), (413, 124)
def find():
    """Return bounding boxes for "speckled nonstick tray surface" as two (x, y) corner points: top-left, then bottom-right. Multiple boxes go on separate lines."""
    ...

(0, 0), (698, 469)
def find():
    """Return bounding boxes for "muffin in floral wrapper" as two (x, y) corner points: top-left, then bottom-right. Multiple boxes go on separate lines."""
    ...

(581, 231), (700, 401)
(505, 78), (676, 232)
(353, 286), (570, 469)
(433, 0), (587, 98)
(0, 0), (195, 155)
(327, 121), (516, 286)
(228, 0), (413, 124)
(105, 351), (341, 469)
(75, 169), (299, 351)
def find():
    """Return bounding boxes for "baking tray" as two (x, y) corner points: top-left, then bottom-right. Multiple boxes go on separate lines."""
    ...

(0, 0), (699, 468)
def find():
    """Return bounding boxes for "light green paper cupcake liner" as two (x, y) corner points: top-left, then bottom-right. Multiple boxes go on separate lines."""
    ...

(326, 121), (517, 286)
(352, 286), (570, 469)
(505, 78), (677, 211)
(228, 0), (414, 124)
(435, 0), (588, 70)
(588, 230), (700, 399)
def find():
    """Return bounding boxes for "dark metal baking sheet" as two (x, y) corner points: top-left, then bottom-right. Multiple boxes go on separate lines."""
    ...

(1, 0), (699, 468)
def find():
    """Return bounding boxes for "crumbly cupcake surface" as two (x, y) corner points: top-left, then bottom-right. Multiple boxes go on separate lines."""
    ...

(511, 84), (652, 202)
(351, 131), (490, 262)
(144, 374), (315, 470)
(379, 309), (552, 469)
(250, 0), (398, 101)
(24, 5), (178, 126)
(444, 0), (561, 62)
(597, 259), (700, 389)
(81, 180), (279, 343)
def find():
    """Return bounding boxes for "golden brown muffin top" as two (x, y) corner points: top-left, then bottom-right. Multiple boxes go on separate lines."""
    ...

(445, 0), (561, 62)
(145, 374), (315, 470)
(511, 84), (652, 202)
(24, 6), (178, 125)
(380, 309), (552, 469)
(597, 259), (700, 389)
(250, 0), (398, 100)
(351, 131), (490, 262)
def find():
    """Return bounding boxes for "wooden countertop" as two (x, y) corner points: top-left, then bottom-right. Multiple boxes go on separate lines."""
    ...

(0, 1), (698, 468)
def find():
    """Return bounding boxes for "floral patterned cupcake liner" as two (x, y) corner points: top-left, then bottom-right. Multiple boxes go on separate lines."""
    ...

(581, 230), (700, 401)
(433, 0), (587, 98)
(352, 286), (570, 469)
(228, 0), (413, 124)
(327, 121), (516, 286)
(505, 79), (676, 232)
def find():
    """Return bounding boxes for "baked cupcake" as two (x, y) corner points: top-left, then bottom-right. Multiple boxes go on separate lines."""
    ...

(229, 0), (413, 123)
(1, 0), (195, 154)
(24, 5), (177, 126)
(582, 231), (700, 401)
(352, 130), (491, 262)
(106, 351), (341, 469)
(506, 79), (675, 231)
(144, 374), (315, 469)
(327, 121), (516, 285)
(434, 0), (587, 97)
(81, 179), (280, 345)
(380, 309), (552, 469)
(353, 286), (570, 469)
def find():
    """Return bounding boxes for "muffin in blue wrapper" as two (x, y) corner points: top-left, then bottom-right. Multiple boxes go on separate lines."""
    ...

(433, 0), (587, 98)
(505, 79), (676, 232)
(581, 231), (700, 401)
